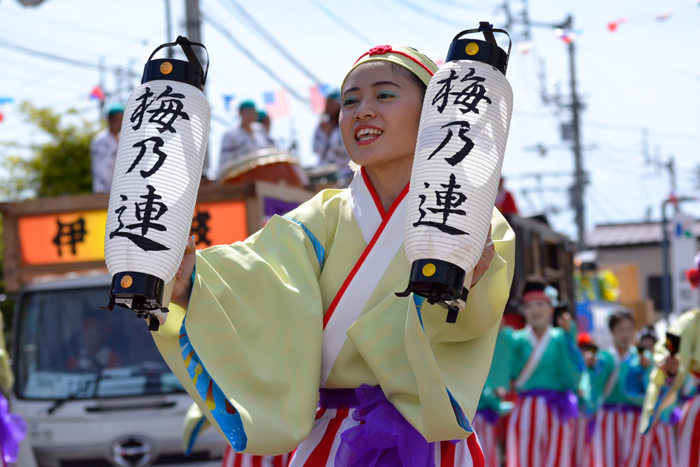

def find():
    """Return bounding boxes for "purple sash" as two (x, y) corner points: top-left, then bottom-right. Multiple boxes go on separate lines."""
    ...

(602, 403), (642, 414)
(519, 389), (579, 423)
(0, 394), (25, 463)
(319, 385), (442, 467)
(475, 408), (499, 425)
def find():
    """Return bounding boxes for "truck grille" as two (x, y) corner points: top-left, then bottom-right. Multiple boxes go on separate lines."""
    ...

(58, 451), (212, 467)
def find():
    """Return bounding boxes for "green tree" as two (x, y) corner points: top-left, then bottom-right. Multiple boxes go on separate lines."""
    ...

(1, 101), (99, 199)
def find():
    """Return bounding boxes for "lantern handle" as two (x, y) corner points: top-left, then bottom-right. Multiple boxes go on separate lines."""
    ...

(147, 36), (210, 86)
(452, 22), (512, 60)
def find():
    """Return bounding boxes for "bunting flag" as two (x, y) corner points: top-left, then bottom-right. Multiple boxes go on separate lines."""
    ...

(0, 97), (13, 124)
(553, 28), (576, 44)
(223, 94), (235, 112)
(516, 41), (535, 55)
(309, 84), (330, 113)
(607, 17), (629, 32)
(263, 90), (289, 119)
(89, 85), (105, 102)
(654, 10), (673, 21)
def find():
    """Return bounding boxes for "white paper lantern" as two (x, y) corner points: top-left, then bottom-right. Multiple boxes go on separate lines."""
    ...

(401, 25), (513, 322)
(103, 37), (210, 331)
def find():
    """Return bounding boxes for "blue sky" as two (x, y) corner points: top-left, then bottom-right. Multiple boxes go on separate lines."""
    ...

(1, 0), (699, 239)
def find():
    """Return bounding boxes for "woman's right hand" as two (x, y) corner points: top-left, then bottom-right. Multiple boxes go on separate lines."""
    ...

(171, 236), (197, 309)
(661, 355), (680, 378)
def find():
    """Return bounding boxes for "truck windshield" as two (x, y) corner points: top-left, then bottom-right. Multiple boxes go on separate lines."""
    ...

(16, 286), (184, 400)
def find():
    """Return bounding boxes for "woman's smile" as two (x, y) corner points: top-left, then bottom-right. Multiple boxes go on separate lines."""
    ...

(354, 125), (384, 145)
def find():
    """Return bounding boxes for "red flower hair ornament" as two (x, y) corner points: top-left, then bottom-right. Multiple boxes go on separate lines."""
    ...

(368, 45), (393, 56)
(686, 268), (700, 289)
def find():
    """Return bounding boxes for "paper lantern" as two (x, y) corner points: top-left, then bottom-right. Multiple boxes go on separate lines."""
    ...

(400, 23), (513, 323)
(102, 36), (210, 331)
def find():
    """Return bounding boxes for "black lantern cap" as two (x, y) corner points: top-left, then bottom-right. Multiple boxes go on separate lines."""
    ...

(396, 259), (468, 323)
(141, 36), (209, 90)
(102, 272), (166, 331)
(446, 22), (512, 76)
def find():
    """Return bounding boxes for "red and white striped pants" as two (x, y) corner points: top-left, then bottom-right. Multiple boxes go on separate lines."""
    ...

(649, 422), (677, 467)
(222, 446), (291, 467)
(472, 411), (499, 467)
(506, 394), (575, 467)
(289, 407), (485, 467)
(592, 406), (651, 467)
(572, 414), (592, 467)
(678, 395), (700, 467)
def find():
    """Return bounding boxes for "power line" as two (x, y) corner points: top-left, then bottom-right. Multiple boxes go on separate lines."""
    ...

(585, 120), (700, 143)
(307, 0), (376, 47)
(1, 8), (151, 46)
(202, 14), (311, 106)
(389, 0), (467, 28)
(218, 0), (324, 85)
(0, 38), (138, 78)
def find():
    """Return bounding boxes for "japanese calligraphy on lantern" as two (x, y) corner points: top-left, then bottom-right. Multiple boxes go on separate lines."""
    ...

(405, 60), (513, 271)
(104, 80), (211, 283)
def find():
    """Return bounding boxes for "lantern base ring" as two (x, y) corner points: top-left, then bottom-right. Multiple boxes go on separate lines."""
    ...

(395, 259), (469, 323)
(103, 272), (169, 331)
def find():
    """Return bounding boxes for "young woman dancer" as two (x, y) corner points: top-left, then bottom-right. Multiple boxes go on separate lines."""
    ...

(590, 309), (651, 467)
(154, 45), (515, 466)
(642, 252), (700, 467)
(473, 321), (512, 467)
(505, 279), (584, 467)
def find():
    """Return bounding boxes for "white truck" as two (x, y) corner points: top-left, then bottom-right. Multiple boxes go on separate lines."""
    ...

(1, 182), (311, 467)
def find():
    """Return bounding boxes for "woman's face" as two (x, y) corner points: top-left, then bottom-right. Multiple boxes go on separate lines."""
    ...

(522, 299), (554, 329)
(339, 62), (424, 171)
(612, 317), (636, 350)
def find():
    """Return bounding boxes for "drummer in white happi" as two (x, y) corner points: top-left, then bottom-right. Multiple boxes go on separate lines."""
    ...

(90, 103), (124, 194)
(219, 100), (274, 174)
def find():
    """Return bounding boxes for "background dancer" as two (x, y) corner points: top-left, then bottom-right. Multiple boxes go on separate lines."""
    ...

(590, 309), (652, 467)
(635, 327), (678, 467)
(154, 44), (515, 466)
(641, 252), (700, 467)
(474, 320), (512, 467)
(572, 332), (597, 467)
(505, 279), (584, 467)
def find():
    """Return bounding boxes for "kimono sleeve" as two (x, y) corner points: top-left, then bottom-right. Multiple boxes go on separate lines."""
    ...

(554, 325), (585, 392)
(641, 309), (700, 433)
(152, 214), (325, 455)
(399, 209), (516, 442)
(588, 351), (614, 408)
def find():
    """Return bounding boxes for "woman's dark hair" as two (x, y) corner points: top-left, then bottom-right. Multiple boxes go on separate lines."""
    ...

(608, 308), (635, 331)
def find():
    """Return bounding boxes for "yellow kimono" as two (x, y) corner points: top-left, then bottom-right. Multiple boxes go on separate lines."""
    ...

(154, 174), (515, 456)
(641, 308), (700, 433)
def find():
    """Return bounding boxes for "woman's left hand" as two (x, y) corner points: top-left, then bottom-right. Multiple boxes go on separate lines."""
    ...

(470, 226), (495, 288)
(557, 312), (573, 333)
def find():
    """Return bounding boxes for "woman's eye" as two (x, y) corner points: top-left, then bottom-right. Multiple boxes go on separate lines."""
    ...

(377, 92), (395, 99)
(343, 97), (358, 106)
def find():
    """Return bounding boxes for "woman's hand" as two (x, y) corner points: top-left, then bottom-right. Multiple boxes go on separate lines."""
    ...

(660, 355), (680, 378)
(557, 312), (573, 333)
(171, 236), (197, 309)
(470, 227), (495, 288)
(639, 353), (651, 370)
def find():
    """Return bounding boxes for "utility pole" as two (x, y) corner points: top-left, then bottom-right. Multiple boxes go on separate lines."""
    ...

(564, 14), (587, 249)
(98, 56), (106, 115)
(185, 0), (210, 176)
(502, 2), (588, 247)
(164, 0), (174, 59)
(185, 0), (204, 64)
